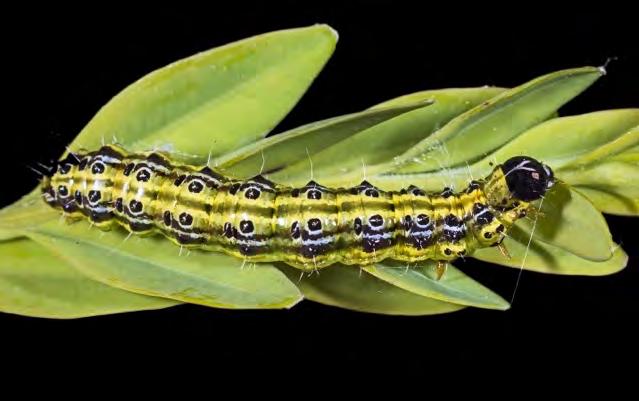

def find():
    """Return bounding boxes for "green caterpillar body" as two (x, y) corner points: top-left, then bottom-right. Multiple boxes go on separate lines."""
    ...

(41, 145), (554, 271)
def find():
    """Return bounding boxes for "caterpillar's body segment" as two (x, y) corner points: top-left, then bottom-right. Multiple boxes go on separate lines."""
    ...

(41, 145), (554, 271)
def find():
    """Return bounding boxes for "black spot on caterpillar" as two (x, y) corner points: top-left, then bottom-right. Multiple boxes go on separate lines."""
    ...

(41, 145), (555, 271)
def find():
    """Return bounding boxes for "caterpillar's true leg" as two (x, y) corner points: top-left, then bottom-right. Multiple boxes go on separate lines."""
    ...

(403, 263), (411, 275)
(122, 231), (133, 243)
(498, 243), (512, 259)
(435, 261), (447, 281)
(525, 205), (546, 220)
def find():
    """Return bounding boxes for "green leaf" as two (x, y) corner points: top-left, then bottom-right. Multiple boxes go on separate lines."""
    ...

(0, 188), (59, 242)
(0, 239), (178, 319)
(559, 123), (638, 168)
(69, 25), (338, 163)
(517, 182), (614, 261)
(269, 87), (506, 186)
(563, 161), (639, 216)
(214, 99), (434, 179)
(362, 261), (509, 310)
(489, 110), (639, 170)
(572, 187), (638, 216)
(371, 116), (637, 194)
(278, 264), (465, 315)
(28, 222), (302, 309)
(392, 67), (603, 173)
(610, 144), (639, 163)
(472, 233), (627, 276)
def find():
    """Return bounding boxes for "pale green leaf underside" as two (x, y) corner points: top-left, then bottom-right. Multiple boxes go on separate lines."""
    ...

(372, 111), (638, 192)
(516, 182), (614, 262)
(0, 188), (58, 242)
(568, 125), (638, 165)
(574, 187), (638, 216)
(278, 264), (465, 315)
(215, 98), (434, 179)
(69, 25), (338, 163)
(568, 161), (639, 216)
(270, 87), (506, 186)
(609, 145), (638, 163)
(363, 261), (509, 310)
(28, 222), (302, 309)
(492, 112), (639, 170)
(390, 67), (603, 174)
(472, 234), (627, 276)
(0, 239), (178, 319)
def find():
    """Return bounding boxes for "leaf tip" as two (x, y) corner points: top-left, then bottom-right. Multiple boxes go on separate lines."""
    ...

(314, 23), (339, 43)
(615, 245), (629, 272)
(284, 293), (305, 309)
(598, 65), (607, 76)
(597, 56), (622, 77)
(482, 291), (511, 311)
(495, 299), (512, 311)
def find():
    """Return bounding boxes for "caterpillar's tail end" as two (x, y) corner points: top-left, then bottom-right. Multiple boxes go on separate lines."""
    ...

(40, 177), (56, 206)
(502, 156), (555, 202)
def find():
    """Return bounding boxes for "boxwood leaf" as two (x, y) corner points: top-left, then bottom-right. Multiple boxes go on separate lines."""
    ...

(278, 264), (465, 315)
(269, 87), (506, 186)
(573, 187), (638, 216)
(0, 188), (58, 242)
(0, 238), (178, 318)
(28, 222), (302, 309)
(392, 67), (603, 173)
(394, 113), (637, 191)
(215, 99), (433, 179)
(362, 261), (509, 310)
(516, 182), (614, 261)
(68, 25), (338, 163)
(609, 145), (638, 162)
(472, 233), (627, 276)
(563, 161), (639, 216)
(489, 110), (639, 170)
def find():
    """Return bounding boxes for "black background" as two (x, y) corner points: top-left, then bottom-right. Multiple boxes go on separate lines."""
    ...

(1, 2), (637, 377)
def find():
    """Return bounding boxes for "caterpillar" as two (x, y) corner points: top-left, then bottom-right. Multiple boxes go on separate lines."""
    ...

(41, 144), (555, 274)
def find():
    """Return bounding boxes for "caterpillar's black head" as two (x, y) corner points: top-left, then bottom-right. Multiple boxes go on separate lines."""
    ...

(502, 156), (554, 201)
